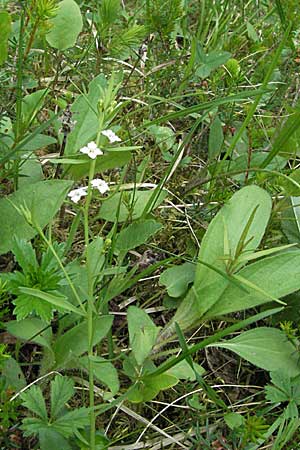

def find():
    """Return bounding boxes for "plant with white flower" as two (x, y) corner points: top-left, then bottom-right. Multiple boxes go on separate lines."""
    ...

(91, 178), (110, 194)
(80, 141), (103, 159)
(68, 187), (88, 203)
(101, 129), (121, 143)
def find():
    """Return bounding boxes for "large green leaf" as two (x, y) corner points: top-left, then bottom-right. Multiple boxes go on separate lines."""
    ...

(46, 0), (83, 50)
(195, 186), (271, 292)
(164, 186), (272, 333)
(6, 318), (52, 349)
(210, 327), (300, 377)
(0, 180), (72, 254)
(53, 315), (113, 368)
(69, 150), (132, 179)
(0, 11), (11, 65)
(203, 250), (300, 319)
(65, 75), (107, 156)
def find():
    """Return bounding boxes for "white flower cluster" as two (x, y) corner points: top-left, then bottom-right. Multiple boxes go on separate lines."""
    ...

(68, 179), (109, 203)
(68, 138), (116, 203)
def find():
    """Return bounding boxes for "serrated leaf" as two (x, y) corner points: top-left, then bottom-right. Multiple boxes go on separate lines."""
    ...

(13, 293), (57, 322)
(11, 238), (37, 273)
(21, 418), (48, 437)
(159, 262), (195, 298)
(51, 407), (90, 436)
(19, 287), (85, 317)
(50, 376), (74, 418)
(21, 386), (48, 421)
(46, 0), (83, 50)
(0, 180), (73, 254)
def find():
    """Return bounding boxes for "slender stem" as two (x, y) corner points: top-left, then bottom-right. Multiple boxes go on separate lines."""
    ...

(24, 17), (40, 60)
(14, 9), (25, 191)
(37, 227), (86, 314)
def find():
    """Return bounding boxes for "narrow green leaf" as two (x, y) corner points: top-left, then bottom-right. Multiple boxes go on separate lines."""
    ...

(0, 11), (11, 65)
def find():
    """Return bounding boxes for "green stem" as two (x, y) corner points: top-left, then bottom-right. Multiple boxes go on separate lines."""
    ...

(84, 129), (103, 450)
(37, 228), (86, 315)
(84, 158), (97, 450)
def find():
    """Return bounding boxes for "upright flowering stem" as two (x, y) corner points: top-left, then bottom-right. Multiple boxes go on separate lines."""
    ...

(83, 156), (97, 450)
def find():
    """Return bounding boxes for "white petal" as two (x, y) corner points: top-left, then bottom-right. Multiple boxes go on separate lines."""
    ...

(87, 141), (98, 150)
(79, 146), (89, 154)
(91, 178), (109, 194)
(102, 129), (121, 143)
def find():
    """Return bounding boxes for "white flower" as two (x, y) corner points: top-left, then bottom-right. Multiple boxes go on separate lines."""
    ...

(68, 187), (88, 203)
(91, 178), (110, 194)
(80, 141), (103, 159)
(101, 129), (121, 143)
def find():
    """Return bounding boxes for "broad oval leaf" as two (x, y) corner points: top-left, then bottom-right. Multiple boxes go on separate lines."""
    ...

(159, 262), (195, 298)
(165, 186), (272, 332)
(204, 250), (300, 319)
(53, 315), (113, 368)
(0, 180), (73, 254)
(46, 0), (83, 50)
(210, 327), (300, 377)
(6, 318), (52, 349)
(128, 306), (160, 366)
